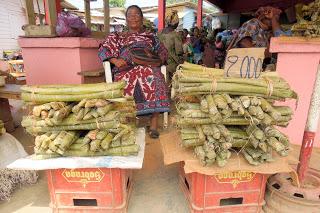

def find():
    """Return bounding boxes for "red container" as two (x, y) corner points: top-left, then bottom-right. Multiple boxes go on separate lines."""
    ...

(179, 164), (267, 213)
(47, 168), (132, 213)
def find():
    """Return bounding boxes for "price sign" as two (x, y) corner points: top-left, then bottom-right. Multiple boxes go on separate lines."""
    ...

(224, 48), (266, 79)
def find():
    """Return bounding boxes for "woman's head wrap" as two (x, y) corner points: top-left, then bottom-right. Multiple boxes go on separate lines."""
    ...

(255, 6), (282, 20)
(165, 10), (179, 27)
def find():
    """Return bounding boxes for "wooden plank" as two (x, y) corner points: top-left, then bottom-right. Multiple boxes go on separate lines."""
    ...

(23, 25), (56, 37)
(104, 0), (110, 35)
(0, 84), (21, 100)
(85, 0), (91, 29)
(25, 0), (36, 25)
(91, 31), (106, 38)
(278, 36), (320, 44)
(44, 0), (57, 26)
(77, 69), (105, 77)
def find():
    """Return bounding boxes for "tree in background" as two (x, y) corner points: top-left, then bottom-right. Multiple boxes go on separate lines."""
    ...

(166, 0), (197, 4)
(109, 0), (125, 7)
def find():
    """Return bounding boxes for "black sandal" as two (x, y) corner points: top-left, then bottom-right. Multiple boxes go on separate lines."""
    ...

(149, 129), (160, 139)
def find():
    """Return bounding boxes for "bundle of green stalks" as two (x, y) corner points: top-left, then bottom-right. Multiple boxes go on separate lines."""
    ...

(172, 62), (297, 100)
(33, 125), (139, 159)
(21, 82), (139, 159)
(291, 0), (320, 37)
(0, 120), (5, 136)
(21, 81), (125, 103)
(182, 124), (290, 167)
(177, 95), (293, 127)
(173, 63), (296, 167)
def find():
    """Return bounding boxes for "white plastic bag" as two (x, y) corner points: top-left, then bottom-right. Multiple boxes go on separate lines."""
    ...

(0, 133), (28, 168)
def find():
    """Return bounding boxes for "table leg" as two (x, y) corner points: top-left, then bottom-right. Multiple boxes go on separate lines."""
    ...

(0, 98), (15, 132)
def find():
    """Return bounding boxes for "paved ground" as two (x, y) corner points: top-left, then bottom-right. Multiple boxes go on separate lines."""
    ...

(0, 103), (189, 213)
(0, 101), (320, 213)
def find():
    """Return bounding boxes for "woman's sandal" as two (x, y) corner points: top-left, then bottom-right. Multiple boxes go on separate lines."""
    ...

(149, 129), (160, 139)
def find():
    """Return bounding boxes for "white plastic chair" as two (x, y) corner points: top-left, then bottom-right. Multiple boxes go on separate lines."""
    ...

(103, 61), (168, 129)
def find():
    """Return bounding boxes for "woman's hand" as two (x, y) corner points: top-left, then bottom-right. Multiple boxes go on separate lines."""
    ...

(110, 58), (127, 68)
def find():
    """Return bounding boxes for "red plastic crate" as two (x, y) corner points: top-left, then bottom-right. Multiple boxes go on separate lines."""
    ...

(179, 163), (267, 213)
(47, 168), (132, 213)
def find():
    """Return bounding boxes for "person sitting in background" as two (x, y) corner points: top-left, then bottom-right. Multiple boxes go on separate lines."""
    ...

(214, 35), (225, 68)
(158, 10), (183, 82)
(98, 5), (169, 139)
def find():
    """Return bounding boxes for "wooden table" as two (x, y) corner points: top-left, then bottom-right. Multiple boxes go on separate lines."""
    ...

(0, 84), (21, 100)
(0, 84), (21, 132)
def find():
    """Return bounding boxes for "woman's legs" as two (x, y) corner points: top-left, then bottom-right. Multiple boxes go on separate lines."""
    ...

(149, 112), (160, 138)
(150, 112), (159, 130)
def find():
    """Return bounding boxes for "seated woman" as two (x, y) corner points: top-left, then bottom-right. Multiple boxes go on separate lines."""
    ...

(98, 5), (169, 139)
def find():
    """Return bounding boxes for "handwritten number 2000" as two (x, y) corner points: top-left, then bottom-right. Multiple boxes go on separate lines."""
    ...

(226, 55), (263, 78)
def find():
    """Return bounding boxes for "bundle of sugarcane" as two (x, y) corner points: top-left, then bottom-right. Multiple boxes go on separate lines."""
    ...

(21, 81), (125, 103)
(173, 63), (296, 167)
(172, 63), (297, 100)
(33, 124), (139, 159)
(0, 120), (5, 136)
(34, 131), (79, 155)
(182, 124), (290, 166)
(177, 95), (293, 127)
(291, 0), (320, 37)
(21, 81), (139, 159)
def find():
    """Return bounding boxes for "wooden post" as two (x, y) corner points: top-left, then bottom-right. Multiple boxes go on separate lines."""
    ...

(158, 0), (165, 31)
(25, 0), (35, 25)
(197, 0), (203, 28)
(297, 65), (320, 184)
(104, 0), (110, 34)
(85, 0), (91, 29)
(44, 0), (57, 26)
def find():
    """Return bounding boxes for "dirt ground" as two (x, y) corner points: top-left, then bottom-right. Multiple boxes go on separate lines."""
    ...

(0, 101), (319, 213)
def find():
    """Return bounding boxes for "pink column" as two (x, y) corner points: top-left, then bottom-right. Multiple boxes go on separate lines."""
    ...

(158, 0), (166, 31)
(270, 37), (320, 147)
(197, 0), (203, 28)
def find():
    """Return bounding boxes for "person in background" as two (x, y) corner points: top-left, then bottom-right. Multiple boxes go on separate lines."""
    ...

(190, 27), (203, 64)
(214, 35), (225, 68)
(202, 35), (216, 68)
(98, 5), (169, 139)
(231, 6), (287, 68)
(182, 29), (194, 63)
(233, 6), (283, 49)
(158, 10), (183, 81)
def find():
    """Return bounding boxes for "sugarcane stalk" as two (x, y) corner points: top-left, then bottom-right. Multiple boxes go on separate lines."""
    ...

(90, 139), (102, 152)
(182, 139), (204, 147)
(26, 120), (119, 134)
(22, 90), (124, 103)
(101, 133), (113, 150)
(242, 150), (260, 166)
(21, 81), (126, 95)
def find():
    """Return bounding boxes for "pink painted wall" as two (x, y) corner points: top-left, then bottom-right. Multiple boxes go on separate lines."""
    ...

(19, 37), (104, 85)
(270, 37), (320, 147)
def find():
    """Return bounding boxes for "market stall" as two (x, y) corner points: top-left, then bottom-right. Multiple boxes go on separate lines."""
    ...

(2, 0), (320, 212)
